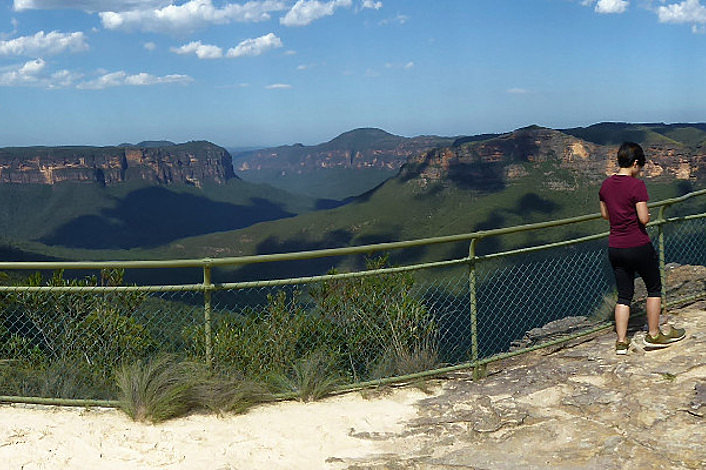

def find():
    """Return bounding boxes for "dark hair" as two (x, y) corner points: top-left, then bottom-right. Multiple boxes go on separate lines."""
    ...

(617, 142), (646, 168)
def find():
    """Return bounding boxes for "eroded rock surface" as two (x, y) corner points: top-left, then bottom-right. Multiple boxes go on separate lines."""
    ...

(333, 296), (706, 468)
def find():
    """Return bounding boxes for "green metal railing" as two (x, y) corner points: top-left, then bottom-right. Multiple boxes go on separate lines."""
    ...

(0, 188), (704, 406)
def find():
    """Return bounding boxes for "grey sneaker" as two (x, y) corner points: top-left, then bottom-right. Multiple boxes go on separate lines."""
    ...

(643, 331), (674, 348)
(615, 340), (630, 355)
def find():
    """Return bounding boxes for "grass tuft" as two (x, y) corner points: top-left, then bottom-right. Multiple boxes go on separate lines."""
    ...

(371, 335), (440, 379)
(115, 355), (207, 423)
(269, 352), (343, 402)
(192, 376), (272, 415)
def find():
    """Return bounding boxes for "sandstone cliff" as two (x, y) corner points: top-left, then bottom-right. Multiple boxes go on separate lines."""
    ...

(0, 141), (236, 187)
(400, 125), (706, 191)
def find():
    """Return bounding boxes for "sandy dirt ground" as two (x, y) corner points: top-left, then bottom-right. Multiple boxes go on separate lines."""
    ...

(0, 386), (431, 470)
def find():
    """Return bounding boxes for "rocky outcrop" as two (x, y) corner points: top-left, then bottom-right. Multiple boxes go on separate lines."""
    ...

(333, 265), (706, 469)
(0, 141), (236, 187)
(400, 125), (706, 191)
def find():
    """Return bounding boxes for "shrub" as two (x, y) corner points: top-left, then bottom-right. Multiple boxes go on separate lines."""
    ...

(308, 255), (438, 380)
(185, 290), (329, 380)
(184, 256), (439, 386)
(1, 269), (154, 387)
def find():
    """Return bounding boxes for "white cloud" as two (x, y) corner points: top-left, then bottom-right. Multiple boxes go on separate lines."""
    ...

(49, 69), (84, 88)
(14, 0), (171, 12)
(284, 49), (297, 55)
(19, 57), (45, 74)
(657, 0), (706, 24)
(170, 34), (282, 59)
(143, 41), (157, 51)
(507, 87), (529, 94)
(100, 0), (287, 34)
(361, 0), (382, 9)
(77, 71), (193, 89)
(172, 40), (223, 58)
(280, 0), (352, 26)
(0, 58), (82, 88)
(378, 13), (408, 25)
(595, 0), (629, 14)
(0, 31), (89, 56)
(265, 83), (292, 89)
(385, 61), (414, 70)
(226, 32), (282, 57)
(0, 58), (45, 86)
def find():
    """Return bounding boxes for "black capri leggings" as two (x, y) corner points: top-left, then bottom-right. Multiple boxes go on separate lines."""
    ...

(608, 242), (662, 307)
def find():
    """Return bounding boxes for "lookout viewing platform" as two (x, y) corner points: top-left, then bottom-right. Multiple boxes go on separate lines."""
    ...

(1, 269), (703, 469)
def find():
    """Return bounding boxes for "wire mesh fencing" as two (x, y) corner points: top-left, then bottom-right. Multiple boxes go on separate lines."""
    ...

(1, 199), (705, 402)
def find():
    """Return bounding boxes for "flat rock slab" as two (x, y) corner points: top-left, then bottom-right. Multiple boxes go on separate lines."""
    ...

(333, 303), (706, 470)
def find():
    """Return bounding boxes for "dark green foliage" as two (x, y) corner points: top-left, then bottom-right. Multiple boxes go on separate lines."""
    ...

(309, 256), (438, 380)
(185, 290), (327, 380)
(0, 324), (45, 365)
(0, 268), (154, 397)
(184, 256), (439, 392)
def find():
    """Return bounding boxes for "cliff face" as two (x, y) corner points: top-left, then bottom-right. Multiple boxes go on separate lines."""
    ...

(234, 128), (455, 174)
(400, 126), (706, 191)
(0, 141), (236, 187)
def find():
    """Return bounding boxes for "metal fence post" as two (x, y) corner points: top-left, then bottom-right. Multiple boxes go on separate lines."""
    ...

(203, 263), (213, 369)
(468, 237), (485, 380)
(657, 205), (668, 315)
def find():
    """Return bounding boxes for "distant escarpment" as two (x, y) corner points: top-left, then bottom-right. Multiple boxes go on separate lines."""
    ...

(0, 141), (236, 187)
(399, 124), (706, 191)
(234, 128), (455, 174)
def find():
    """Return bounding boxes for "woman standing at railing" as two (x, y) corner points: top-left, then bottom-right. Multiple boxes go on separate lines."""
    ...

(599, 142), (686, 355)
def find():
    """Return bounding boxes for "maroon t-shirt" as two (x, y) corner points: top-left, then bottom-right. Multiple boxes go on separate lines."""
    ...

(599, 175), (651, 248)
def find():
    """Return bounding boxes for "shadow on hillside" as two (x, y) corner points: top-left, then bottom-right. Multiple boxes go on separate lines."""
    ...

(510, 193), (560, 215)
(314, 198), (349, 210)
(471, 193), (562, 255)
(39, 187), (296, 249)
(446, 162), (506, 191)
(226, 227), (436, 283)
(562, 123), (649, 145)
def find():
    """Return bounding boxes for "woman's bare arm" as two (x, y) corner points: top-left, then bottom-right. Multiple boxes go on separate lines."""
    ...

(636, 201), (650, 225)
(600, 201), (609, 220)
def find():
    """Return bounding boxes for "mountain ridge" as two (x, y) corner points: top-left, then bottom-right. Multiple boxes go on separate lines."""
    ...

(0, 141), (235, 187)
(233, 127), (457, 174)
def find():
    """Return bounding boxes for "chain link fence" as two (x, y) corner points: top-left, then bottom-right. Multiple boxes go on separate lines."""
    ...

(1, 194), (705, 402)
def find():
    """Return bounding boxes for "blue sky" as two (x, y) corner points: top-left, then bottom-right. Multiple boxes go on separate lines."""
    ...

(1, 0), (705, 147)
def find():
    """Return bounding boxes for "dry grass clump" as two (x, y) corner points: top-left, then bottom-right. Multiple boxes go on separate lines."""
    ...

(269, 352), (343, 402)
(115, 355), (207, 423)
(193, 376), (272, 414)
(115, 355), (275, 422)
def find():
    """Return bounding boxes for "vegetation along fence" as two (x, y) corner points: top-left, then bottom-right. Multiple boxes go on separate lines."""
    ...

(1, 189), (705, 406)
